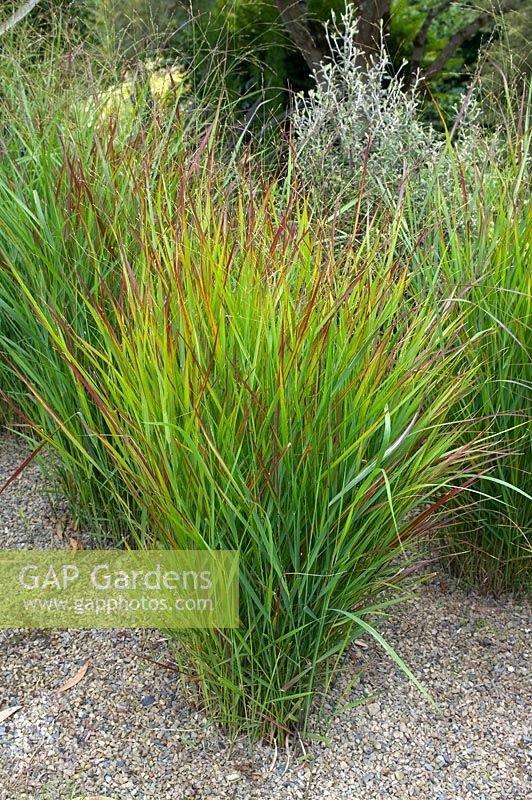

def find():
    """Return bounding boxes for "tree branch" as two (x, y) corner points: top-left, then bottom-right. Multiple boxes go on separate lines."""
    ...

(276, 0), (326, 79)
(0, 0), (42, 37)
(420, 0), (523, 83)
(355, 0), (392, 61)
(407, 0), (453, 86)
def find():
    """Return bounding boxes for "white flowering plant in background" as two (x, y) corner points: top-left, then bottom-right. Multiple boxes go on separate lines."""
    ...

(291, 3), (492, 222)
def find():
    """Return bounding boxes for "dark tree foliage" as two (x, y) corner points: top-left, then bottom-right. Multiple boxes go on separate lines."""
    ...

(1, 1), (100, 41)
(3, 1), (528, 119)
(275, 1), (526, 83)
(179, 1), (528, 119)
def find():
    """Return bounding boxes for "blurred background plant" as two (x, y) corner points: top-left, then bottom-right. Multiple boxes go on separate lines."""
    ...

(5, 1), (528, 123)
(92, 1), (532, 124)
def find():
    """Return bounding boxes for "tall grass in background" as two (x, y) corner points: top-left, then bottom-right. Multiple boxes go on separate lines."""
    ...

(443, 219), (531, 592)
(0, 32), (139, 528)
(0, 22), (227, 533)
(419, 96), (531, 593)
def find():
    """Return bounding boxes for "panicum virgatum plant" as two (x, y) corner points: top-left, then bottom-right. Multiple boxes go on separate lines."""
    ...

(0, 12), (527, 746)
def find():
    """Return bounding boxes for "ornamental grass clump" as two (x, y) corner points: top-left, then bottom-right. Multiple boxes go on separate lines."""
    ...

(0, 26), (209, 531)
(401, 80), (531, 593)
(1, 115), (493, 738)
(444, 244), (531, 593)
(0, 42), (157, 526)
(427, 124), (531, 593)
(0, 25), (512, 740)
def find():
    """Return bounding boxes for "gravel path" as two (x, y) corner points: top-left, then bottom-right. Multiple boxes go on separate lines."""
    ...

(1, 432), (530, 800)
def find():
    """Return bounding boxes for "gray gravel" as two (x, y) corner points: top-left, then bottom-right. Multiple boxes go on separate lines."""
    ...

(1, 432), (530, 800)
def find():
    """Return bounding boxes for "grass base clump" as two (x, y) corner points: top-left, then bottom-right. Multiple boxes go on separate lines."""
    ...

(2, 131), (493, 737)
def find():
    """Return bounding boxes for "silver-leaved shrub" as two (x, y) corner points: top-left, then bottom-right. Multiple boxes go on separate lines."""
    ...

(291, 4), (487, 223)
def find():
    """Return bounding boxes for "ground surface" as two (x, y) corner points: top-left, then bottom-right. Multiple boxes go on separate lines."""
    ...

(0, 432), (530, 800)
